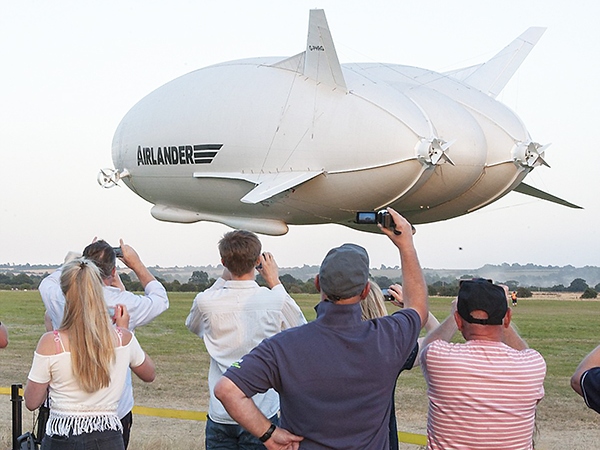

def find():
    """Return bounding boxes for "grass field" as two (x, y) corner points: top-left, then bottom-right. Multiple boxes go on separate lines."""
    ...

(1, 291), (600, 449)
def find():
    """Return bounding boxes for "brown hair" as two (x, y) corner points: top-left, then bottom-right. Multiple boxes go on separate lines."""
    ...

(218, 230), (261, 277)
(82, 240), (116, 280)
(60, 258), (115, 392)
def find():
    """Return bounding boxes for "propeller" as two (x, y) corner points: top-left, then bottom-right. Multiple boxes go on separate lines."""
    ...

(416, 137), (456, 167)
(512, 141), (551, 169)
(97, 168), (130, 188)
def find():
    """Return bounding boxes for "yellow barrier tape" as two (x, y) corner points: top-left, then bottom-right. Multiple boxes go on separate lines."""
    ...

(0, 386), (23, 396)
(2, 387), (426, 445)
(131, 405), (207, 421)
(129, 407), (426, 445)
(398, 431), (427, 446)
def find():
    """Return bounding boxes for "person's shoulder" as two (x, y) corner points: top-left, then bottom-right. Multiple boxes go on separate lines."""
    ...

(117, 328), (134, 346)
(104, 286), (140, 301)
(516, 346), (546, 362)
(582, 367), (600, 389)
(193, 285), (231, 304)
(35, 331), (61, 355)
(145, 278), (167, 291)
(422, 339), (457, 359)
(427, 339), (455, 351)
(262, 284), (293, 300)
(581, 368), (600, 414)
(39, 268), (62, 289)
(389, 307), (421, 323)
(268, 319), (311, 341)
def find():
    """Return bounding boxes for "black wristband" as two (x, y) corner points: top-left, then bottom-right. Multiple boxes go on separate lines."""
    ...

(259, 423), (276, 442)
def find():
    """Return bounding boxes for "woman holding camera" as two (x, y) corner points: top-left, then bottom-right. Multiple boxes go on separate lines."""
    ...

(24, 258), (155, 449)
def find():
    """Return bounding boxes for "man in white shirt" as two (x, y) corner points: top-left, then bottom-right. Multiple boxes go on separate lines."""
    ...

(39, 239), (169, 448)
(186, 230), (306, 450)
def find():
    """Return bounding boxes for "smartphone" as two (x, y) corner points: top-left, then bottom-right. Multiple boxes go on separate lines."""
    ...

(255, 252), (266, 270)
(381, 289), (394, 301)
(113, 247), (123, 258)
(107, 306), (116, 317)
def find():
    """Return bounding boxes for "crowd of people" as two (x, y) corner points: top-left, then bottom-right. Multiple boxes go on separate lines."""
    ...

(1, 207), (599, 449)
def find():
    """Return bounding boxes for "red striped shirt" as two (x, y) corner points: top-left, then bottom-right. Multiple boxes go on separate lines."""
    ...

(421, 339), (546, 450)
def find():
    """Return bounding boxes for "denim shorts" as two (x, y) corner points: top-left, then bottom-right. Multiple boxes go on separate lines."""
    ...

(41, 429), (125, 450)
(205, 415), (279, 450)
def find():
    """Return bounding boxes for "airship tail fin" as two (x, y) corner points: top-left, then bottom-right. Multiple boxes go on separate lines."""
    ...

(446, 27), (546, 98)
(273, 9), (347, 90)
(514, 182), (583, 209)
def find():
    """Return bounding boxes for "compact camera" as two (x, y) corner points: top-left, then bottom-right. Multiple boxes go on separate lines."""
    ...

(113, 247), (123, 258)
(355, 210), (395, 230)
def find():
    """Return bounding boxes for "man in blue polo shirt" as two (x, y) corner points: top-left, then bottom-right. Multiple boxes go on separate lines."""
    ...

(214, 208), (428, 449)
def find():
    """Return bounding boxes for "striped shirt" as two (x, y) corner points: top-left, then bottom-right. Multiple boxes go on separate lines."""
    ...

(421, 339), (546, 450)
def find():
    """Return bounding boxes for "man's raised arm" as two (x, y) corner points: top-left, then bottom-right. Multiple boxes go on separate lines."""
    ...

(379, 208), (428, 327)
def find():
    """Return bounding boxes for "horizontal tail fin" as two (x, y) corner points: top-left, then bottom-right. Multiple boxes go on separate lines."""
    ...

(514, 182), (582, 209)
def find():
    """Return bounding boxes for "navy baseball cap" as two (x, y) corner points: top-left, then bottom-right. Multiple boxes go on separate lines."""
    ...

(319, 244), (369, 301)
(457, 278), (508, 325)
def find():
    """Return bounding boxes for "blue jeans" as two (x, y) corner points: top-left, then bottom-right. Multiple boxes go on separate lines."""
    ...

(120, 411), (132, 449)
(41, 430), (125, 450)
(205, 415), (279, 450)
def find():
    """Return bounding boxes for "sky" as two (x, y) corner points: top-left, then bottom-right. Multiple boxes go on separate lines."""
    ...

(1, 0), (599, 270)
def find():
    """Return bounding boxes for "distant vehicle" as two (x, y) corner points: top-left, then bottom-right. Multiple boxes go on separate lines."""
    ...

(100, 9), (580, 235)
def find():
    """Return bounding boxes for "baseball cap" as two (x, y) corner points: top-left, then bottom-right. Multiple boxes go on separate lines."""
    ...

(319, 243), (369, 301)
(457, 278), (508, 325)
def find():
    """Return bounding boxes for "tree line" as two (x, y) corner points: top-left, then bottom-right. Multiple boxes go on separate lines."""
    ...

(1, 271), (598, 299)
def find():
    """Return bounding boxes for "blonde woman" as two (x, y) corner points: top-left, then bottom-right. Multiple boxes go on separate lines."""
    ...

(363, 281), (440, 360)
(25, 258), (155, 449)
(360, 281), (389, 321)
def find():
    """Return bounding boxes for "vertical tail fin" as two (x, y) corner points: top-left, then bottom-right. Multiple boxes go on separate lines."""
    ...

(304, 9), (346, 90)
(273, 9), (347, 90)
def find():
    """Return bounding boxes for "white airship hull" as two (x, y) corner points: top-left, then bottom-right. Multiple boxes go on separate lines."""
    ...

(107, 10), (578, 235)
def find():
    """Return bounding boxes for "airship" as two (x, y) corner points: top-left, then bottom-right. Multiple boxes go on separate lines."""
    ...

(100, 9), (580, 236)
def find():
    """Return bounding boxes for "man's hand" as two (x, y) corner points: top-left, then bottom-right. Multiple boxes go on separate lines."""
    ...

(387, 283), (404, 308)
(257, 252), (281, 288)
(264, 427), (304, 450)
(118, 239), (156, 288)
(378, 207), (415, 248)
(119, 239), (143, 270)
(215, 377), (302, 449)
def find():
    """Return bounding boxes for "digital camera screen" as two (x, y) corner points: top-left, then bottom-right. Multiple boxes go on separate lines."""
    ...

(356, 212), (377, 224)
